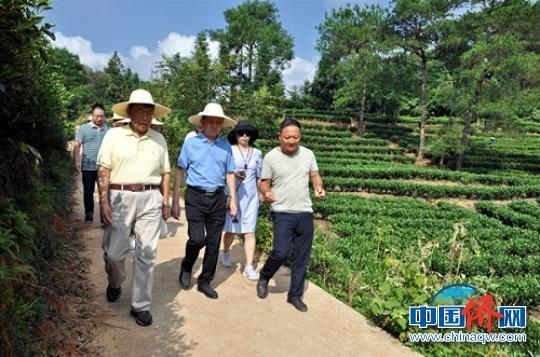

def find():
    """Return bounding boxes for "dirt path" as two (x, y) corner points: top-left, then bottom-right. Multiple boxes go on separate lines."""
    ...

(75, 177), (417, 356)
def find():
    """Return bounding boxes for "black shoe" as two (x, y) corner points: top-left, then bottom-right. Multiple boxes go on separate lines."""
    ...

(130, 309), (153, 327)
(197, 284), (218, 299)
(106, 285), (121, 302)
(287, 296), (308, 312)
(179, 269), (192, 289)
(256, 278), (269, 299)
(85, 213), (93, 222)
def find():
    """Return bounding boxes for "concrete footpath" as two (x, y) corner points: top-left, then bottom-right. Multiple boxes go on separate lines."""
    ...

(77, 178), (417, 356)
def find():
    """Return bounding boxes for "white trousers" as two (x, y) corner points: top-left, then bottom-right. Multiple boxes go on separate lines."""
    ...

(102, 189), (162, 311)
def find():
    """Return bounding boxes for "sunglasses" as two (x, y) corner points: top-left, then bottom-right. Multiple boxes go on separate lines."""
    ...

(236, 131), (251, 137)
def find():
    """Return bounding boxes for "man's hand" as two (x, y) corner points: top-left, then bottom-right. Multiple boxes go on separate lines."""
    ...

(162, 205), (170, 221)
(314, 186), (326, 199)
(229, 198), (237, 217)
(234, 171), (246, 181)
(171, 200), (181, 220)
(100, 202), (113, 225)
(264, 191), (275, 203)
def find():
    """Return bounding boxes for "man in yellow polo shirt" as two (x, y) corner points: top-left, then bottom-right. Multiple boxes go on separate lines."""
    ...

(97, 89), (171, 327)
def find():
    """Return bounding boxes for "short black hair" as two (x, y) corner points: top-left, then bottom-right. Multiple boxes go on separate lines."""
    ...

(92, 103), (105, 112)
(279, 118), (301, 132)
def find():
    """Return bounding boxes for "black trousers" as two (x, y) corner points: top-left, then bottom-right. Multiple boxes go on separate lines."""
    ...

(260, 212), (314, 298)
(82, 170), (98, 216)
(182, 187), (227, 285)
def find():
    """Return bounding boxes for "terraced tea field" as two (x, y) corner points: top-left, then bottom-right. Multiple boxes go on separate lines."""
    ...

(259, 112), (540, 355)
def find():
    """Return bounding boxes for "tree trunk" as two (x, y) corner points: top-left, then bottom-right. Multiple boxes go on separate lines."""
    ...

(417, 56), (428, 160)
(357, 82), (366, 136)
(248, 43), (254, 83)
(439, 156), (444, 167)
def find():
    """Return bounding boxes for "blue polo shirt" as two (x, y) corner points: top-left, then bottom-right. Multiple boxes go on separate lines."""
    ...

(76, 122), (109, 171)
(177, 133), (235, 191)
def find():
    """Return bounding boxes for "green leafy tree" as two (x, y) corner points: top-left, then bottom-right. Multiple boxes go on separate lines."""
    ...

(211, 0), (293, 97)
(0, 0), (74, 354)
(46, 46), (94, 119)
(155, 32), (228, 155)
(309, 53), (343, 110)
(103, 51), (139, 106)
(446, 0), (540, 169)
(317, 5), (388, 135)
(238, 85), (280, 139)
(429, 123), (464, 166)
(390, 0), (461, 159)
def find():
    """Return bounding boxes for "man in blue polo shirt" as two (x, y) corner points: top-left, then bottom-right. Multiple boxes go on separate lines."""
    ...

(171, 103), (237, 299)
(74, 104), (109, 222)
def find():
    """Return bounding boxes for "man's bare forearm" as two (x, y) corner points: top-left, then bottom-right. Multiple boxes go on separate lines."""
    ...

(259, 179), (271, 195)
(73, 141), (81, 164)
(310, 172), (323, 190)
(161, 173), (170, 205)
(226, 173), (236, 200)
(172, 167), (185, 203)
(97, 166), (110, 204)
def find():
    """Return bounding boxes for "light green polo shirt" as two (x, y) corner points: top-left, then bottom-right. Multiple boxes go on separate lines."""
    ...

(97, 126), (170, 185)
(261, 146), (318, 213)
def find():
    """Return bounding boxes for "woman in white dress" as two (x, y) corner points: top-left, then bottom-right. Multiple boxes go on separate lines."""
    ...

(222, 121), (262, 280)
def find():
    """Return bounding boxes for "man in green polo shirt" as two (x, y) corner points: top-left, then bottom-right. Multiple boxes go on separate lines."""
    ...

(97, 89), (171, 327)
(256, 118), (325, 312)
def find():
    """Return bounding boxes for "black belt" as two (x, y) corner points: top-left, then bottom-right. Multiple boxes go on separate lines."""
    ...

(187, 185), (224, 196)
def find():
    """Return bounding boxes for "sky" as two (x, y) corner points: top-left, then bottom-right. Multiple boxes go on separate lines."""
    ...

(47, 0), (388, 89)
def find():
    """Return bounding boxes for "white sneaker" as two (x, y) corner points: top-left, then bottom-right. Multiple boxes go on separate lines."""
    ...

(221, 252), (232, 267)
(243, 266), (259, 280)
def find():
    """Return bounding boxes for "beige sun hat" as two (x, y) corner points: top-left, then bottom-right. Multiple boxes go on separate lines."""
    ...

(115, 118), (131, 126)
(188, 102), (236, 127)
(107, 112), (126, 124)
(112, 89), (171, 119)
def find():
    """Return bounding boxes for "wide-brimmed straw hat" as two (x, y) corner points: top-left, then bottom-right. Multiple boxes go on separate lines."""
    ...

(112, 89), (171, 119)
(227, 120), (259, 145)
(107, 112), (126, 124)
(188, 102), (236, 128)
(114, 118), (131, 126)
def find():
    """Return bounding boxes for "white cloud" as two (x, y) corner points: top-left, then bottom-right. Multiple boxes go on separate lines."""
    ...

(283, 57), (317, 89)
(52, 32), (220, 80)
(158, 32), (197, 57)
(53, 31), (111, 69)
(52, 32), (315, 87)
(157, 32), (220, 59)
(130, 45), (151, 59)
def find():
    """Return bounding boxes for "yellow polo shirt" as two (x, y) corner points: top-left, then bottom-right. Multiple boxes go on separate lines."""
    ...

(98, 126), (170, 185)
